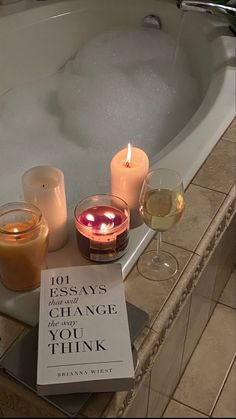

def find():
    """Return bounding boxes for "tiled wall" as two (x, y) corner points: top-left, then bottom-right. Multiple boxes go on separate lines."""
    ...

(123, 213), (235, 418)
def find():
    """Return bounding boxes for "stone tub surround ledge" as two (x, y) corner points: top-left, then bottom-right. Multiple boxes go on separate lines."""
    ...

(79, 121), (236, 418)
(0, 119), (235, 418)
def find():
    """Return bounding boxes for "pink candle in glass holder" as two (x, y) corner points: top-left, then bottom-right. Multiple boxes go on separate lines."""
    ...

(74, 195), (130, 262)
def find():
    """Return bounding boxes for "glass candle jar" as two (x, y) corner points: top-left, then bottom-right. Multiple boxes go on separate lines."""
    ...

(0, 202), (49, 291)
(74, 194), (130, 262)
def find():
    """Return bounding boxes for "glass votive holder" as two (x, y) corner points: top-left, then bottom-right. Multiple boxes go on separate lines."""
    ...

(74, 194), (130, 262)
(0, 202), (49, 291)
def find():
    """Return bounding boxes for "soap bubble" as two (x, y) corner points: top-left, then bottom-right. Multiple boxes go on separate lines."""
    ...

(72, 27), (189, 74)
(58, 69), (160, 152)
(58, 27), (199, 156)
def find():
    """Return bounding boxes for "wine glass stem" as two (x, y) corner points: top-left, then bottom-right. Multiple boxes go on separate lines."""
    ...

(155, 231), (162, 263)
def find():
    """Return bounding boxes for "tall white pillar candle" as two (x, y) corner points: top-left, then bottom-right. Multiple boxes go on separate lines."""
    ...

(110, 144), (149, 228)
(22, 165), (68, 252)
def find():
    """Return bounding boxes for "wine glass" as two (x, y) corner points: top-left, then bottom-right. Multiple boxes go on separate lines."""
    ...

(137, 168), (185, 281)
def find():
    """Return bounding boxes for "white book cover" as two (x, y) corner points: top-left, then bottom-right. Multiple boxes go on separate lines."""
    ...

(37, 263), (135, 395)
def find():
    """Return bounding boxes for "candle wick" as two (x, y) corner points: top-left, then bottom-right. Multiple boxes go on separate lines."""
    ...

(14, 232), (21, 240)
(42, 184), (45, 188)
(124, 161), (131, 168)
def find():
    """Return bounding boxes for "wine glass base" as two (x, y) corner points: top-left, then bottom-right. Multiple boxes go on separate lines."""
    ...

(137, 250), (178, 281)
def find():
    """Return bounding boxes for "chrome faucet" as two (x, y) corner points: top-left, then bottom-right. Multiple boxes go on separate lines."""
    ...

(176, 0), (236, 34)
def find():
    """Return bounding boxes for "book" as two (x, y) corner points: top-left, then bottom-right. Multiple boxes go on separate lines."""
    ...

(37, 263), (135, 396)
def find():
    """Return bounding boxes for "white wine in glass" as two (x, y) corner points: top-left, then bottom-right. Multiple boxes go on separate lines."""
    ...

(138, 168), (185, 281)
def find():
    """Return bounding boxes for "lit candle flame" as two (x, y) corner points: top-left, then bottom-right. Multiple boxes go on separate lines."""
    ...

(13, 228), (19, 233)
(86, 214), (95, 222)
(125, 143), (132, 167)
(104, 212), (115, 220)
(100, 223), (108, 234)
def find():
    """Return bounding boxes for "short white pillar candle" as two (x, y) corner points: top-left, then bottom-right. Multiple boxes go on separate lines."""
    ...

(22, 165), (68, 252)
(110, 144), (149, 228)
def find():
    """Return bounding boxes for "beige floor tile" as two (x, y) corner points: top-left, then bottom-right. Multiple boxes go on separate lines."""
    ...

(163, 400), (208, 418)
(219, 267), (236, 309)
(1, 406), (27, 418)
(80, 392), (113, 418)
(0, 315), (26, 359)
(192, 140), (236, 193)
(148, 388), (169, 418)
(181, 259), (217, 371)
(174, 303), (236, 415)
(212, 359), (236, 418)
(163, 184), (225, 252)
(223, 118), (236, 143)
(148, 300), (191, 418)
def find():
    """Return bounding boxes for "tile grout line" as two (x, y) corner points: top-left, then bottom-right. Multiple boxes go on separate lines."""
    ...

(171, 397), (210, 417)
(161, 297), (193, 418)
(164, 185), (235, 258)
(161, 260), (236, 418)
(216, 300), (236, 312)
(190, 182), (229, 196)
(168, 299), (235, 418)
(214, 265), (236, 311)
(209, 353), (236, 417)
(161, 238), (197, 255)
(169, 303), (219, 418)
(222, 138), (236, 144)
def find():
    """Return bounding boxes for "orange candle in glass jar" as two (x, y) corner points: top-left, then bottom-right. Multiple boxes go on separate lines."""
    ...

(0, 202), (49, 291)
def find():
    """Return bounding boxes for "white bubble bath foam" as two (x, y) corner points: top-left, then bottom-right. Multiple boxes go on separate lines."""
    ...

(0, 25), (199, 205)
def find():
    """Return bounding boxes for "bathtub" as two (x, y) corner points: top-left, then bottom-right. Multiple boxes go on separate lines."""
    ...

(0, 0), (235, 324)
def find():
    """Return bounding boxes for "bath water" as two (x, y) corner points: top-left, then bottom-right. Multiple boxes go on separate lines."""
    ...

(0, 27), (199, 208)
